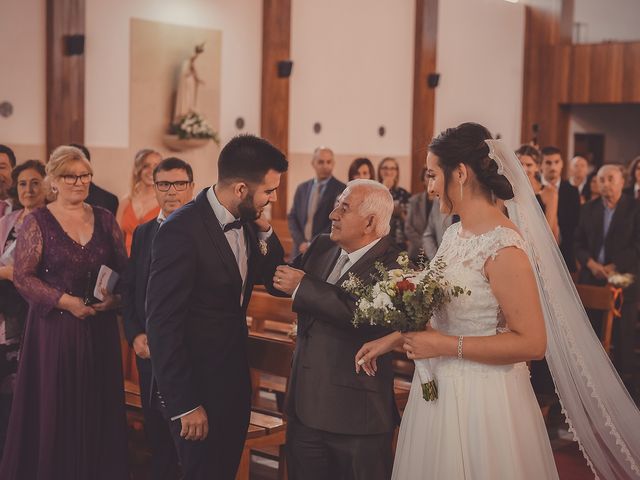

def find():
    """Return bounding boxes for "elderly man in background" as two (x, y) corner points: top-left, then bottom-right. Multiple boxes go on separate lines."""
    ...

(287, 147), (346, 258)
(0, 146), (16, 219)
(274, 179), (401, 480)
(575, 164), (640, 379)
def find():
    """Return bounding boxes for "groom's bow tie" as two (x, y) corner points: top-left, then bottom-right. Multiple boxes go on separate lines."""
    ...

(223, 219), (244, 232)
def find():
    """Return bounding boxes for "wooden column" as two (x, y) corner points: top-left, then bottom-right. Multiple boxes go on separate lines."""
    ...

(410, 0), (438, 194)
(520, 0), (573, 159)
(46, 0), (85, 154)
(261, 0), (291, 220)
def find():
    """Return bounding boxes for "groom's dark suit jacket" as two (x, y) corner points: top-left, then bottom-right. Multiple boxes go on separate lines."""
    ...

(285, 234), (401, 435)
(146, 188), (284, 423)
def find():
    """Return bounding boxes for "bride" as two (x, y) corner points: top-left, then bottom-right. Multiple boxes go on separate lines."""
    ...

(356, 122), (640, 479)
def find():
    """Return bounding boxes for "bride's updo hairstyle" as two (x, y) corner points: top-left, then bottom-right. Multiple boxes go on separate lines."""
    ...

(429, 122), (514, 210)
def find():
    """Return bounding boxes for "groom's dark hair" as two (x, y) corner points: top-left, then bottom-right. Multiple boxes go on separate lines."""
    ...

(218, 134), (288, 185)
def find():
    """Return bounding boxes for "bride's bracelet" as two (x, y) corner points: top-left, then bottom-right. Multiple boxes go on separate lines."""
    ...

(457, 335), (464, 359)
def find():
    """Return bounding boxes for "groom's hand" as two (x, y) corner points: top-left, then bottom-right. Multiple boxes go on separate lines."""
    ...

(180, 405), (209, 441)
(273, 265), (305, 295)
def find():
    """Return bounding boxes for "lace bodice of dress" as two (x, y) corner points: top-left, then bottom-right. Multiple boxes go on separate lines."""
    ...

(431, 223), (526, 337)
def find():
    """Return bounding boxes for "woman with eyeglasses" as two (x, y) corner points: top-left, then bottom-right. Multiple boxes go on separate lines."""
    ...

(0, 146), (128, 479)
(116, 148), (161, 255)
(377, 157), (410, 249)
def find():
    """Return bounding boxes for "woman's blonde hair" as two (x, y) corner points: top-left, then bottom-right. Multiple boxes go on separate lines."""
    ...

(130, 149), (160, 196)
(45, 146), (93, 197)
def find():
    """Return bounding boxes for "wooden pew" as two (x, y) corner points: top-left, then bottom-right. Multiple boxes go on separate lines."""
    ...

(246, 289), (296, 337)
(576, 284), (622, 354)
(237, 333), (295, 480)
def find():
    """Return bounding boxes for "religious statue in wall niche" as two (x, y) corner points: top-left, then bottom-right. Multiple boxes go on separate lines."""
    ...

(174, 43), (205, 122)
(165, 43), (219, 151)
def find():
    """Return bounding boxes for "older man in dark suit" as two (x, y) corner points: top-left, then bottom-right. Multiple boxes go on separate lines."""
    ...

(274, 179), (401, 480)
(146, 135), (287, 479)
(287, 147), (346, 258)
(122, 157), (194, 480)
(575, 164), (640, 377)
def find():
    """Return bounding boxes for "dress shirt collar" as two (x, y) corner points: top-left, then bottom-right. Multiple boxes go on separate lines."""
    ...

(541, 176), (561, 189)
(207, 185), (240, 229)
(634, 184), (639, 197)
(314, 177), (331, 189)
(157, 210), (167, 224)
(340, 237), (382, 267)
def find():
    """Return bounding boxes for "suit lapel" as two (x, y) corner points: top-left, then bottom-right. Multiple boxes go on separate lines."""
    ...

(195, 189), (243, 295)
(321, 244), (342, 281)
(242, 224), (259, 310)
(604, 195), (628, 251)
(336, 236), (392, 286)
(592, 200), (605, 253)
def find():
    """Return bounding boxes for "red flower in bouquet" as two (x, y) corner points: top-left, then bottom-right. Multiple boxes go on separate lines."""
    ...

(396, 279), (416, 293)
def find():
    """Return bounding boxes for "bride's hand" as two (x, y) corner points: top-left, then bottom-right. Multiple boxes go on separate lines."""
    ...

(355, 332), (402, 376)
(402, 328), (448, 360)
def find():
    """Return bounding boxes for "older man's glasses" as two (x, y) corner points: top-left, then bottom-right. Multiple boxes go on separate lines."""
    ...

(155, 180), (191, 192)
(61, 173), (92, 185)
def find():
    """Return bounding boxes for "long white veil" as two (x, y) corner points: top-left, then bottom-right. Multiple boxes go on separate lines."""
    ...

(486, 140), (640, 479)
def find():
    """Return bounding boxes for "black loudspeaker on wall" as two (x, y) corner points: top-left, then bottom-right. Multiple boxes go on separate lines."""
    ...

(64, 34), (85, 56)
(427, 73), (440, 88)
(277, 60), (293, 78)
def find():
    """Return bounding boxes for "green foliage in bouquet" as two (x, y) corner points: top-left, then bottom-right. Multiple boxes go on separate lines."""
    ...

(341, 252), (469, 332)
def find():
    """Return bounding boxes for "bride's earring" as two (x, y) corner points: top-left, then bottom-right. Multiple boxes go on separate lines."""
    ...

(459, 180), (464, 201)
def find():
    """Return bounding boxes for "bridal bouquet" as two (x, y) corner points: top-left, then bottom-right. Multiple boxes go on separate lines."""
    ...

(342, 253), (469, 401)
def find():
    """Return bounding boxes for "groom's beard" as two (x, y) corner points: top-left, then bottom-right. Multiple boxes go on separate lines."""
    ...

(238, 191), (266, 222)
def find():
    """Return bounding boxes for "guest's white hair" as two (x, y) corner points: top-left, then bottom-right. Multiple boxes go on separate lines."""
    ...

(597, 164), (624, 178)
(344, 179), (393, 237)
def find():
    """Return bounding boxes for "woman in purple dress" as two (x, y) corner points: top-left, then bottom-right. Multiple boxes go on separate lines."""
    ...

(0, 146), (128, 479)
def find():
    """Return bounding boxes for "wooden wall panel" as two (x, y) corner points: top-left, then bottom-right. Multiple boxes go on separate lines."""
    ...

(568, 42), (640, 104)
(410, 0), (438, 194)
(261, 0), (291, 220)
(46, 0), (85, 153)
(622, 43), (640, 102)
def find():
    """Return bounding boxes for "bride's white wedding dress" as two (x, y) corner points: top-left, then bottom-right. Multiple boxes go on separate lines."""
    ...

(392, 223), (559, 479)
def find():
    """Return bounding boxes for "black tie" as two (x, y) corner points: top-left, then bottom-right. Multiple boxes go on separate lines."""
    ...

(223, 220), (244, 232)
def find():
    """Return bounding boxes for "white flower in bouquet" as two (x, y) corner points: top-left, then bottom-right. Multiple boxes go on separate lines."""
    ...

(372, 291), (394, 310)
(608, 273), (635, 288)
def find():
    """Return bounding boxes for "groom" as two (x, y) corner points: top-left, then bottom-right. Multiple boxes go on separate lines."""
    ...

(273, 179), (401, 480)
(146, 135), (288, 479)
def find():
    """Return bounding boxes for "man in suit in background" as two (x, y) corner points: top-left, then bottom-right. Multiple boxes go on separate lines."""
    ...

(574, 164), (640, 378)
(274, 179), (401, 480)
(0, 145), (16, 219)
(569, 154), (592, 203)
(122, 157), (194, 480)
(540, 146), (581, 271)
(146, 135), (287, 480)
(69, 144), (119, 215)
(422, 198), (456, 260)
(405, 167), (433, 262)
(287, 147), (346, 257)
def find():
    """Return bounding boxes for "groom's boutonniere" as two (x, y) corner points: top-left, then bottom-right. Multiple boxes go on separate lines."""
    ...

(258, 239), (268, 256)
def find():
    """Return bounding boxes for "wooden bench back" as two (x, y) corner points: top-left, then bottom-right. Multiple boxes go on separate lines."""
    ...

(247, 334), (294, 379)
(576, 284), (615, 311)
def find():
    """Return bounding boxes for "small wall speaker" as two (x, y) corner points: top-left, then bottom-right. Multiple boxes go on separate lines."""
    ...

(427, 73), (440, 88)
(277, 60), (293, 78)
(64, 34), (85, 56)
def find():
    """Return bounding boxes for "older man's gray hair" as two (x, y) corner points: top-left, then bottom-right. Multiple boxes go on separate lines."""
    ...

(597, 163), (625, 178)
(345, 179), (393, 237)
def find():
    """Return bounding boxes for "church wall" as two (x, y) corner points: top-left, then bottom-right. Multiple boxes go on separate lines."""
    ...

(434, 0), (526, 153)
(286, 0), (416, 207)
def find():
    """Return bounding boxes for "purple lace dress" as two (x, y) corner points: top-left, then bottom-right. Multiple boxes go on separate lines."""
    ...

(0, 206), (129, 479)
